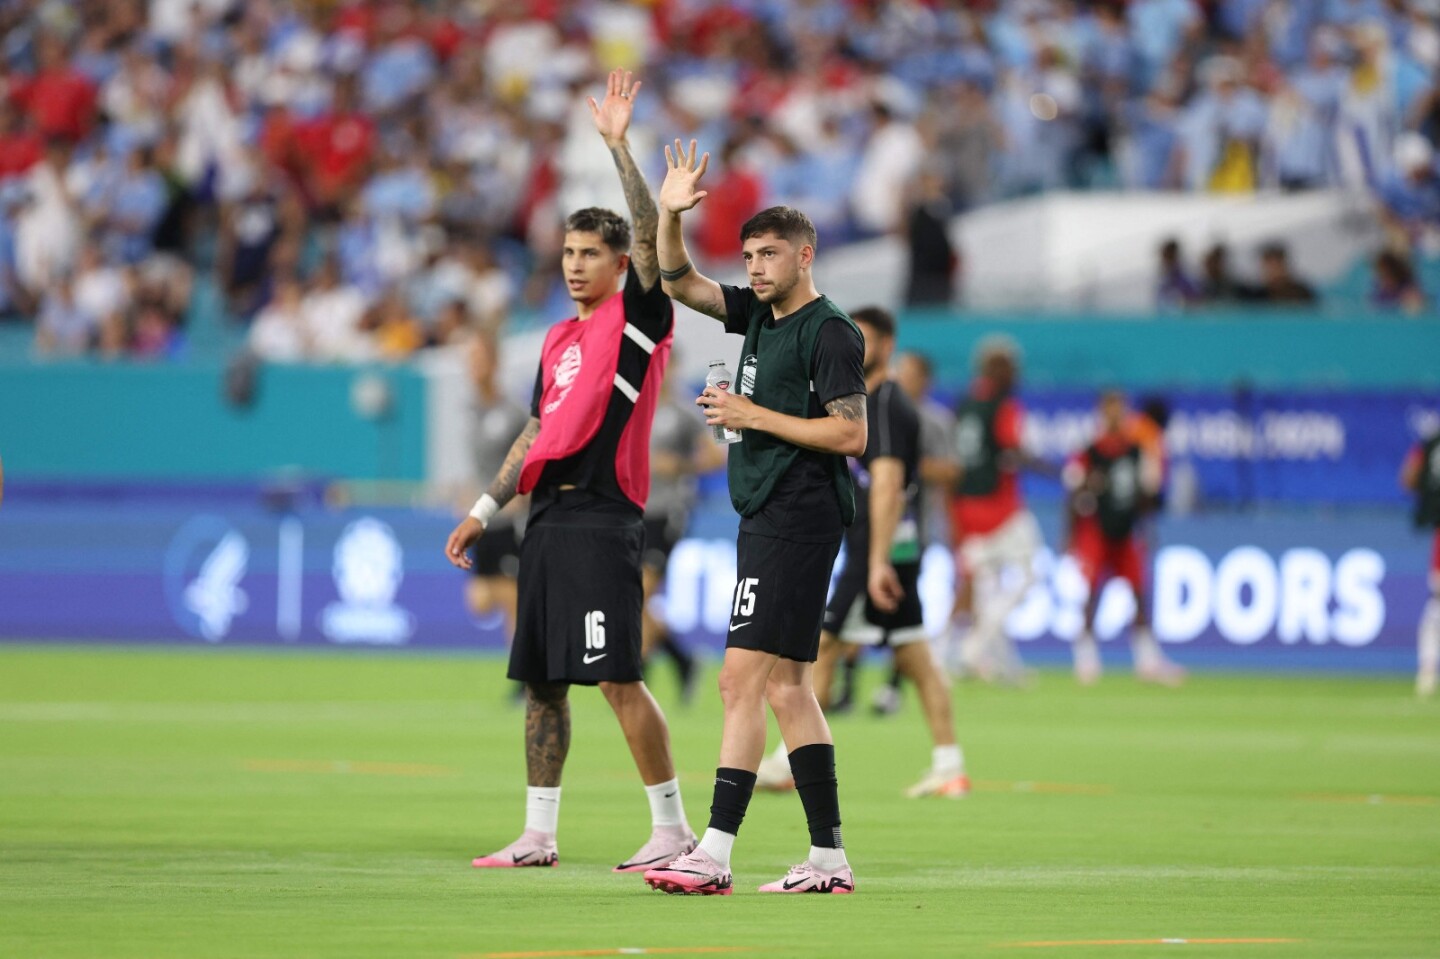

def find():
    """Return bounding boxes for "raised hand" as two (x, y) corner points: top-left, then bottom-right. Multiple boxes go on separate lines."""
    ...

(587, 68), (640, 146)
(660, 138), (710, 214)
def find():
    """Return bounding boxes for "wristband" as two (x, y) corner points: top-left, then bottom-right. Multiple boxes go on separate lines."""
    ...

(468, 494), (500, 527)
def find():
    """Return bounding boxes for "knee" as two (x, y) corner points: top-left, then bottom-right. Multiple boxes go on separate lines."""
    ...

(716, 665), (763, 711)
(597, 680), (641, 707)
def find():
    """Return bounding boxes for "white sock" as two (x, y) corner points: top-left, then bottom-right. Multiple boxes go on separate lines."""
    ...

(698, 827), (735, 869)
(1419, 597), (1440, 673)
(809, 844), (848, 871)
(525, 786), (560, 835)
(1075, 630), (1098, 655)
(932, 743), (964, 775)
(1131, 625), (1162, 671)
(645, 778), (687, 829)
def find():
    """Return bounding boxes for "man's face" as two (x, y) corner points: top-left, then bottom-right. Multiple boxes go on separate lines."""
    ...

(1261, 253), (1285, 284)
(561, 230), (626, 308)
(1100, 393), (1128, 433)
(856, 321), (892, 377)
(895, 354), (928, 400)
(742, 232), (808, 304)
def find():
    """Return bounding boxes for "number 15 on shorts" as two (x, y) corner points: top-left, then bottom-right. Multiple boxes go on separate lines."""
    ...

(732, 577), (759, 619)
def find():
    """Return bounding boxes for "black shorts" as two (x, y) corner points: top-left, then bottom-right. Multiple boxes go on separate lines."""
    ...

(642, 515), (684, 571)
(822, 558), (925, 646)
(508, 513), (644, 686)
(469, 522), (521, 579)
(725, 531), (842, 663)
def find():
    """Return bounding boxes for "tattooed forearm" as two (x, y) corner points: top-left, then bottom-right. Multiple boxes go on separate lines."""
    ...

(608, 142), (660, 287)
(485, 417), (541, 507)
(826, 393), (868, 425)
(524, 684), (571, 787)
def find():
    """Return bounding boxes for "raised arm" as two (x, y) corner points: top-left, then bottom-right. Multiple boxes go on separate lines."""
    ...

(445, 417), (541, 569)
(588, 69), (660, 290)
(657, 138), (728, 321)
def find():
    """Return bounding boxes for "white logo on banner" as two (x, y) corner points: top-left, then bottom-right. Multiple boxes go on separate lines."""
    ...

(184, 531), (250, 642)
(321, 517), (414, 644)
(663, 539), (1388, 649)
(165, 516), (251, 642)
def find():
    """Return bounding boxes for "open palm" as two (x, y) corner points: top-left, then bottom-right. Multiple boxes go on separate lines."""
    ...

(588, 68), (640, 145)
(660, 138), (710, 214)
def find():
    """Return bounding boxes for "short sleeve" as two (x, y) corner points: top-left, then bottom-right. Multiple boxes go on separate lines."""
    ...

(811, 319), (866, 408)
(871, 383), (915, 465)
(622, 263), (673, 340)
(529, 362), (543, 418)
(720, 284), (758, 336)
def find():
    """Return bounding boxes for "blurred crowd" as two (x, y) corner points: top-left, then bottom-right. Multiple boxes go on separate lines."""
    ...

(3, 0), (1440, 360)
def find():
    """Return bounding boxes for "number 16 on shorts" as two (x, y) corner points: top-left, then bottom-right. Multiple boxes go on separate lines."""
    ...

(582, 610), (606, 664)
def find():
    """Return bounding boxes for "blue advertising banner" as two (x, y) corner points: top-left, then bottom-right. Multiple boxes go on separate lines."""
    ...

(0, 490), (1431, 673)
(980, 389), (1440, 508)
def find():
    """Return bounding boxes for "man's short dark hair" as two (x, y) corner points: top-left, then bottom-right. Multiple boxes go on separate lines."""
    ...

(850, 305), (896, 338)
(564, 207), (630, 253)
(739, 205), (817, 251)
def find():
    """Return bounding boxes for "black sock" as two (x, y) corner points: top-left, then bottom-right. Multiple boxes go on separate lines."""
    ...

(886, 664), (902, 691)
(789, 743), (843, 848)
(840, 656), (858, 700)
(661, 634), (693, 670)
(707, 767), (757, 835)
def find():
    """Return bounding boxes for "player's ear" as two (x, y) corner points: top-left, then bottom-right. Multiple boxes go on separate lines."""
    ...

(799, 244), (814, 271)
(617, 251), (631, 275)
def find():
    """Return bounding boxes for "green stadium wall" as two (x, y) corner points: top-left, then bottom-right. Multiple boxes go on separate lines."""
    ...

(0, 361), (427, 480)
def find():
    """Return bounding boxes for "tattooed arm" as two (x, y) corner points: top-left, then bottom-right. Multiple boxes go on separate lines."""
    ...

(444, 417), (541, 569)
(484, 417), (542, 506)
(696, 390), (867, 457)
(588, 68), (661, 290)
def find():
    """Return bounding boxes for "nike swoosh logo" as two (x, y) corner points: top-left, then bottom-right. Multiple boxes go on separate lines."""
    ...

(782, 878), (809, 890)
(729, 622), (752, 632)
(582, 652), (607, 664)
(663, 791), (677, 798)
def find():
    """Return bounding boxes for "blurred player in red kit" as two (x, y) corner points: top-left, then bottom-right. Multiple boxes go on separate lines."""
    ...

(947, 337), (1044, 684)
(1064, 390), (1185, 686)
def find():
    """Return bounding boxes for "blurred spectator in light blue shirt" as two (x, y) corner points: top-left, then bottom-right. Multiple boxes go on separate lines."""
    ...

(1128, 0), (1203, 87)
(35, 273), (96, 355)
(1263, 84), (1333, 189)
(362, 148), (436, 226)
(362, 33), (437, 117)
(104, 148), (168, 264)
(1177, 57), (1268, 191)
(1118, 84), (1184, 190)
(1375, 132), (1440, 245)
(336, 199), (384, 301)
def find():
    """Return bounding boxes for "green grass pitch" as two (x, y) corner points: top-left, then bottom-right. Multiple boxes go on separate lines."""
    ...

(1, 644), (1437, 959)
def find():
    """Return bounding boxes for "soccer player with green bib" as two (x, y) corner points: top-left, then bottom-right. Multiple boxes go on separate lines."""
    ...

(642, 140), (867, 896)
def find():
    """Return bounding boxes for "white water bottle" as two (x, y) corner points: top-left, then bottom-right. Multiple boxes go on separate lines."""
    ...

(705, 360), (742, 444)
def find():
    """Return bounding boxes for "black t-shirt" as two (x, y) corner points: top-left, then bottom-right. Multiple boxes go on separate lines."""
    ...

(528, 265), (672, 519)
(721, 284), (866, 542)
(847, 379), (920, 552)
